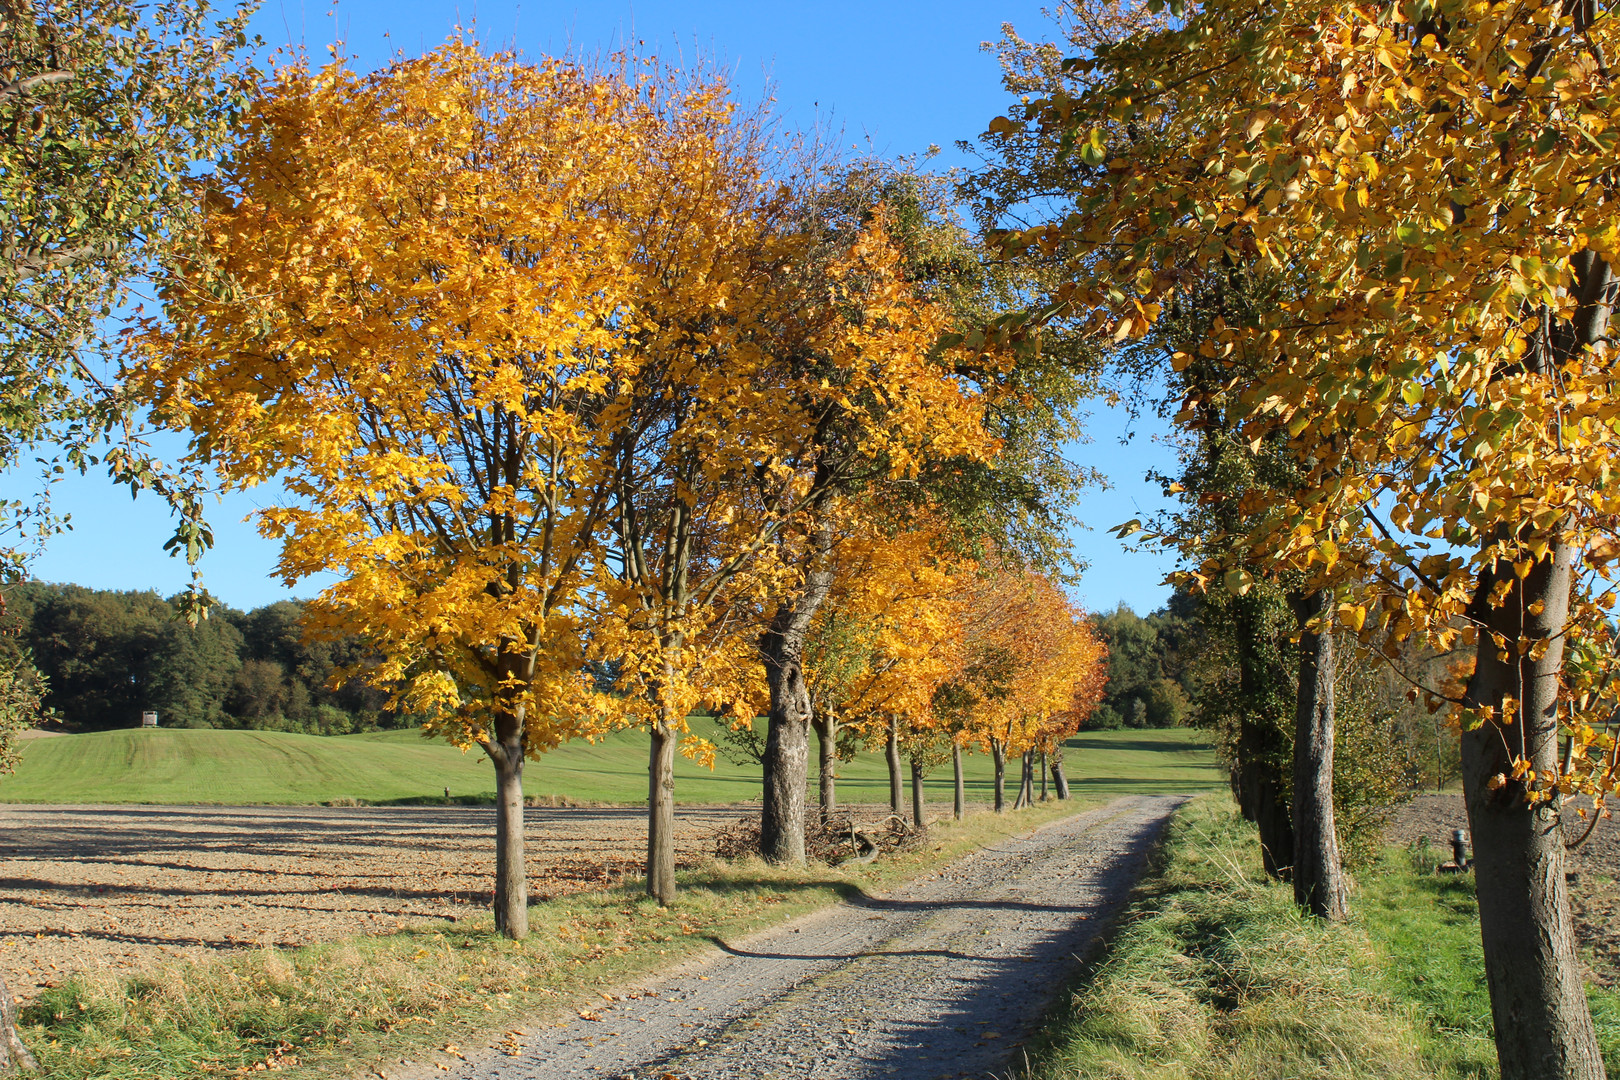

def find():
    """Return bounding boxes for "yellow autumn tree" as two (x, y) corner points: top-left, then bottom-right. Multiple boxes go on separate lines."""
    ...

(802, 504), (971, 822)
(987, 0), (1617, 1071)
(948, 561), (1103, 811)
(749, 199), (1004, 865)
(505, 127), (1000, 895)
(134, 44), (731, 936)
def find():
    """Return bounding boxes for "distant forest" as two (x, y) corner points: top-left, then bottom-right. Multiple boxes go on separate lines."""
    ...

(0, 584), (392, 734)
(1089, 592), (1458, 800)
(1087, 597), (1199, 731)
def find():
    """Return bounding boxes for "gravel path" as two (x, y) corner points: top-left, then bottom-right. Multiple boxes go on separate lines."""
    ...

(430, 794), (1185, 1080)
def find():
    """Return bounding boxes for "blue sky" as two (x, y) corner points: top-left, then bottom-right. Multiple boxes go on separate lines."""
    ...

(13, 0), (1180, 616)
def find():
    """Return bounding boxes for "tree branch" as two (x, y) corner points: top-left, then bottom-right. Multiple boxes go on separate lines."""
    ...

(0, 68), (73, 102)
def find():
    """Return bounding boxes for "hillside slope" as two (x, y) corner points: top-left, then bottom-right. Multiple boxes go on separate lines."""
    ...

(0, 724), (1222, 805)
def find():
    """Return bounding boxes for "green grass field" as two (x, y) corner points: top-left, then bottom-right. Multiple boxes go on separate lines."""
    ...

(0, 724), (1222, 805)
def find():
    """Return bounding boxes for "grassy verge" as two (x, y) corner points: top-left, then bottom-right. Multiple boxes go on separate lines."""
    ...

(23, 796), (1096, 1080)
(1024, 797), (1620, 1080)
(1359, 844), (1620, 1076)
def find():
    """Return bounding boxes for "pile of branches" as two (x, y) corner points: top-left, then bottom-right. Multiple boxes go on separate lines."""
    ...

(711, 810), (927, 865)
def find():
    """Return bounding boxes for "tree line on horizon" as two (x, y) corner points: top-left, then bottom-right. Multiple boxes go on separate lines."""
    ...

(0, 585), (390, 735)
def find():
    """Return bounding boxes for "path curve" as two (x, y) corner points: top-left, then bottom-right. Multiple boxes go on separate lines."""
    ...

(434, 794), (1186, 1080)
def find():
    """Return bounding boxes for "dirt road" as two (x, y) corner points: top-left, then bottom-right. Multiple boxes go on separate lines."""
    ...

(417, 795), (1184, 1080)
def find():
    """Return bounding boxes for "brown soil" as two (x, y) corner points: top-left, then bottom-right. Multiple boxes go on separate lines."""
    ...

(0, 803), (753, 1000)
(1384, 793), (1620, 986)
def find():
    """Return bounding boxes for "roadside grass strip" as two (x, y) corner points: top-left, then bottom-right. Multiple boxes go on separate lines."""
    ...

(1025, 797), (1620, 1080)
(21, 798), (1094, 1080)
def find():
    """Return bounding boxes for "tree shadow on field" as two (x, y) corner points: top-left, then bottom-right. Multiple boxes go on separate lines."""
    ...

(0, 804), (731, 862)
(0, 925), (310, 952)
(1067, 735), (1217, 754)
(0, 874), (478, 905)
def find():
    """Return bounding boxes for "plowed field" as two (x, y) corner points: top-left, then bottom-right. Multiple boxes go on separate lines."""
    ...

(0, 804), (749, 999)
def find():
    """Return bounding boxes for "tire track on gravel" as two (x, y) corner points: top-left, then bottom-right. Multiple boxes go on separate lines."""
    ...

(440, 794), (1186, 1080)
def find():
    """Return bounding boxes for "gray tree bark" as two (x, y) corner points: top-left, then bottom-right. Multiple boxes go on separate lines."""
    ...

(885, 715), (903, 817)
(1051, 749), (1070, 800)
(813, 711), (837, 822)
(1012, 750), (1033, 810)
(1288, 589), (1348, 920)
(759, 526), (836, 864)
(488, 738), (528, 938)
(647, 720), (678, 904)
(482, 648), (530, 940)
(952, 742), (965, 820)
(0, 969), (37, 1072)
(909, 756), (925, 826)
(1462, 538), (1606, 1080)
(991, 738), (1008, 812)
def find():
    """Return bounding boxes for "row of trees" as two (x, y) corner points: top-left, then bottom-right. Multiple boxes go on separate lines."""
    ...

(117, 44), (1106, 935)
(794, 540), (1108, 821)
(0, 586), (389, 732)
(972, 0), (1619, 1075)
(1093, 590), (1454, 867)
(0, 10), (1104, 1062)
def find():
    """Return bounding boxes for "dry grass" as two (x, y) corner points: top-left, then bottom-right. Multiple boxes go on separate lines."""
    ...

(1023, 798), (1492, 1080)
(24, 798), (1093, 1080)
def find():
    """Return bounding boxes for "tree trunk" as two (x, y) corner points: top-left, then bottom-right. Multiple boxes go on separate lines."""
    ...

(909, 756), (925, 826)
(1245, 746), (1294, 880)
(1288, 589), (1348, 920)
(952, 742), (965, 820)
(1013, 750), (1033, 810)
(1232, 589), (1295, 880)
(647, 720), (678, 904)
(0, 970), (37, 1072)
(759, 526), (836, 864)
(1039, 750), (1049, 801)
(1461, 539), (1606, 1080)
(885, 715), (903, 817)
(1051, 749), (1071, 800)
(486, 736), (528, 940)
(1453, 247), (1612, 1080)
(1022, 751), (1034, 806)
(813, 711), (837, 823)
(992, 739), (1007, 812)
